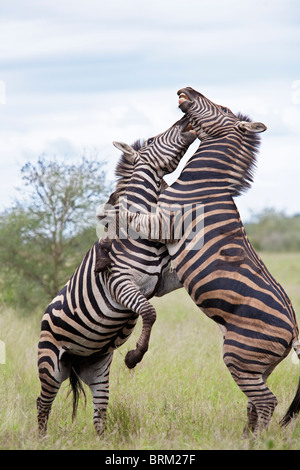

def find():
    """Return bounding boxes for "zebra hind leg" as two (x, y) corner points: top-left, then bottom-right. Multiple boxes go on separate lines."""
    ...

(223, 347), (279, 436)
(242, 400), (258, 438)
(37, 395), (54, 437)
(242, 397), (277, 438)
(37, 348), (71, 436)
(231, 371), (278, 437)
(75, 352), (113, 436)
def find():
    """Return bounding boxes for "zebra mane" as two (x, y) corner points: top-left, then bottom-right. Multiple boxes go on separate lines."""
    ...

(231, 112), (262, 197)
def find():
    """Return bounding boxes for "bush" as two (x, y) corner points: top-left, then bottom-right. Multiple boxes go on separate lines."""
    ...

(244, 209), (300, 252)
(0, 154), (111, 313)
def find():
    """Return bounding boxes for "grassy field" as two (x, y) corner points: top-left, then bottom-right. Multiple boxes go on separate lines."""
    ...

(1, 252), (300, 450)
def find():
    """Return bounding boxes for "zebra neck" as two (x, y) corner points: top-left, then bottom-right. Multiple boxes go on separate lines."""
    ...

(125, 164), (163, 212)
(170, 134), (257, 200)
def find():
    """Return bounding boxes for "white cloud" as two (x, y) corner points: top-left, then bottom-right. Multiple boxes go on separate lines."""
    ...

(1, 0), (299, 66)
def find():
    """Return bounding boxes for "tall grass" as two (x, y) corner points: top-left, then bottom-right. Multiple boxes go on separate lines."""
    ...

(1, 253), (300, 450)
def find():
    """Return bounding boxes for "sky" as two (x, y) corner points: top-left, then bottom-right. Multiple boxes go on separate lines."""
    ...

(0, 0), (299, 222)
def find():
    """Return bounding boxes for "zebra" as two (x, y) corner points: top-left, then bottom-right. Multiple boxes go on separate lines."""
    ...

(36, 115), (196, 436)
(96, 116), (196, 369)
(107, 87), (300, 435)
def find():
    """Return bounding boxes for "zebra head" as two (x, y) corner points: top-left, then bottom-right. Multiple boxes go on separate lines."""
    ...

(178, 87), (267, 140)
(113, 115), (197, 175)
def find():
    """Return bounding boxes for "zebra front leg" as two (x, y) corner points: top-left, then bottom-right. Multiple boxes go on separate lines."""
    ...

(125, 302), (156, 369)
(112, 280), (156, 369)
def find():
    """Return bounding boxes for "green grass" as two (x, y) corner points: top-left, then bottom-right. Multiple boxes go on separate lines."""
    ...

(1, 252), (300, 450)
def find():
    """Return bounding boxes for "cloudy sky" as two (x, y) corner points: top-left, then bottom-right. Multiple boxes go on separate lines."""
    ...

(0, 0), (299, 221)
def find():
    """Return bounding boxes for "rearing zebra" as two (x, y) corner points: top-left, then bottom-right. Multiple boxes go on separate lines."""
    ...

(37, 116), (195, 436)
(110, 87), (300, 435)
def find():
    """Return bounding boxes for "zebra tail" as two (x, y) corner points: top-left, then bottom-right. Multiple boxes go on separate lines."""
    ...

(280, 377), (300, 427)
(68, 367), (87, 422)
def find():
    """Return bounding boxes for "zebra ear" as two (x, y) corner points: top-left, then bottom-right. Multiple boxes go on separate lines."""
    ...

(237, 121), (267, 133)
(113, 141), (136, 158)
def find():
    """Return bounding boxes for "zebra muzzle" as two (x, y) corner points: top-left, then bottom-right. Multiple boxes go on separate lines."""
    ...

(178, 93), (190, 105)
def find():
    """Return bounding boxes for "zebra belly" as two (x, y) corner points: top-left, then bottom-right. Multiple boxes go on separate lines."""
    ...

(110, 237), (171, 299)
(125, 267), (161, 298)
(39, 285), (138, 357)
(125, 258), (173, 299)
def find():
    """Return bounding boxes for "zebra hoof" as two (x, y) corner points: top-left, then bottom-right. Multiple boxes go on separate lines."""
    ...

(125, 349), (143, 369)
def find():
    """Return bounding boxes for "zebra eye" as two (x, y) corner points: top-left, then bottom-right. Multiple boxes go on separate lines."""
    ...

(147, 138), (154, 145)
(221, 107), (228, 113)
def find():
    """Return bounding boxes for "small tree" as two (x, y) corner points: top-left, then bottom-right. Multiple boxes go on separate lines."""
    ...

(0, 154), (111, 312)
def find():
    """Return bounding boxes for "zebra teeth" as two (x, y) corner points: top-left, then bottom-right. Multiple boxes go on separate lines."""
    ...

(178, 93), (190, 105)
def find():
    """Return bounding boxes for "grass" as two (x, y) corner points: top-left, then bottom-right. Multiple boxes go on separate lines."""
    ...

(1, 252), (300, 450)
